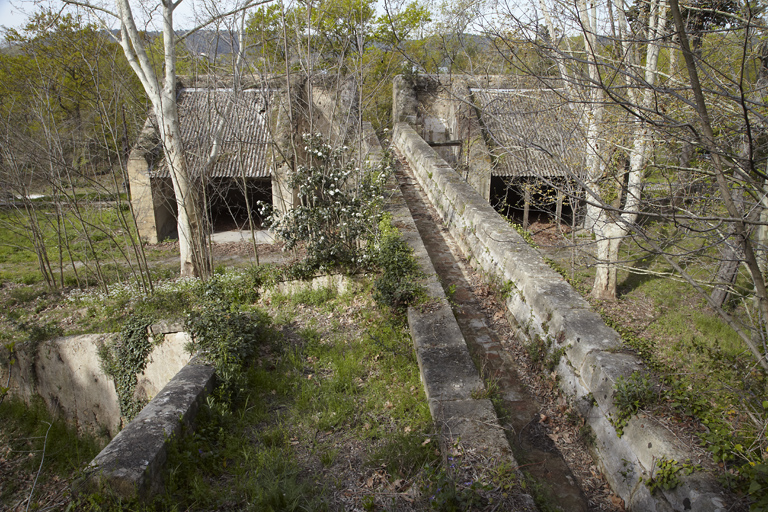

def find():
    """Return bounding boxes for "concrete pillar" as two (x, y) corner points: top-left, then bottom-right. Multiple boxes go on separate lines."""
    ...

(127, 121), (163, 243)
(268, 75), (305, 215)
(392, 75), (419, 125)
(556, 189), (564, 225)
(523, 185), (531, 229)
(451, 78), (492, 202)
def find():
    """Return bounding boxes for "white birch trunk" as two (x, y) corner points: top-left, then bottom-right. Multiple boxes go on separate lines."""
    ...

(590, 0), (666, 299)
(114, 0), (208, 278)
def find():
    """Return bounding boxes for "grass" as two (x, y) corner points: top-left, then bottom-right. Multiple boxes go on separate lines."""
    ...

(0, 396), (103, 509)
(2, 267), (445, 510)
(128, 279), (441, 510)
(0, 203), (160, 286)
(538, 217), (768, 505)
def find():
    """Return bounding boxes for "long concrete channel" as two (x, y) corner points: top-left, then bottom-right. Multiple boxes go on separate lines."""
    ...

(394, 160), (592, 510)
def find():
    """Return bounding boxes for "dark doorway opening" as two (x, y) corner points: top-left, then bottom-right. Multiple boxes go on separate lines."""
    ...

(490, 176), (575, 227)
(207, 178), (272, 232)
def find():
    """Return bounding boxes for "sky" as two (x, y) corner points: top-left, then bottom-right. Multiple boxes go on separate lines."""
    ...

(0, 0), (28, 30)
(0, 0), (205, 33)
(1, 0), (423, 34)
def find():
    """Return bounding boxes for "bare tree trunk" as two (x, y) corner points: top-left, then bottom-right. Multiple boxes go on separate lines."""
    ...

(589, 0), (666, 300)
(670, 0), (768, 370)
(110, 0), (212, 278)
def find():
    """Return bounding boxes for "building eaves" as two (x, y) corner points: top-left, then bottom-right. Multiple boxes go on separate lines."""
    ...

(473, 88), (585, 179)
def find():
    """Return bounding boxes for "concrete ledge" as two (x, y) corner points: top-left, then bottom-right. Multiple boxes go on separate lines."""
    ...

(75, 361), (215, 501)
(393, 121), (729, 511)
(429, 398), (513, 461)
(384, 160), (525, 484)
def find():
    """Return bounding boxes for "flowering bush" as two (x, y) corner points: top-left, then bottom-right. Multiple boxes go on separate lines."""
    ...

(263, 133), (391, 272)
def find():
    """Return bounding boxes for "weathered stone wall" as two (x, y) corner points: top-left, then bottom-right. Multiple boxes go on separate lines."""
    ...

(393, 75), (493, 200)
(309, 75), (358, 147)
(1, 331), (191, 437)
(449, 78), (492, 201)
(269, 74), (305, 215)
(75, 360), (215, 501)
(393, 121), (727, 512)
(127, 120), (176, 244)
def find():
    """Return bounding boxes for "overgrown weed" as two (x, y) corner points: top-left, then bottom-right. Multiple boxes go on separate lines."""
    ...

(0, 396), (103, 507)
(152, 276), (440, 509)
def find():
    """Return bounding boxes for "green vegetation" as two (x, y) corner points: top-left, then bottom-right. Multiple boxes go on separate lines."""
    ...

(540, 230), (768, 507)
(524, 333), (564, 373)
(97, 316), (155, 422)
(263, 133), (392, 273)
(373, 215), (425, 310)
(0, 396), (103, 508)
(0, 204), (148, 286)
(72, 277), (441, 511)
(610, 372), (657, 437)
(642, 458), (699, 494)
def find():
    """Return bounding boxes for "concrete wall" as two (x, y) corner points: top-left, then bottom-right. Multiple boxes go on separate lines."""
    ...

(1, 331), (191, 437)
(393, 122), (727, 512)
(128, 121), (173, 244)
(309, 76), (358, 147)
(392, 75), (492, 201)
(269, 75), (305, 215)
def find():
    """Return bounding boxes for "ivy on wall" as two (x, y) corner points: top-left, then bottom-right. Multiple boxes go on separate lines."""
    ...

(97, 316), (154, 422)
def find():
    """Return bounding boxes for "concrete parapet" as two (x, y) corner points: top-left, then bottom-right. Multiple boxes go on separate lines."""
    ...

(75, 361), (215, 501)
(393, 121), (728, 511)
(360, 121), (384, 167)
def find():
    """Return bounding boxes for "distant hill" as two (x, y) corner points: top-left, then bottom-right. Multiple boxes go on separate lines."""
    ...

(105, 29), (240, 56)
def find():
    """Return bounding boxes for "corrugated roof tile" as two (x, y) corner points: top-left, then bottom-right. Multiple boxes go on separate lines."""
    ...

(474, 89), (585, 178)
(151, 88), (273, 179)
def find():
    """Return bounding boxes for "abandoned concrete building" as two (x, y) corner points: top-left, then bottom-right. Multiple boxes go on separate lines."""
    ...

(128, 73), (584, 244)
(393, 74), (585, 227)
(127, 74), (365, 243)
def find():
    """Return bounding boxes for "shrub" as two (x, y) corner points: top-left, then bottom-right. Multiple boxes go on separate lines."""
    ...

(612, 371), (658, 437)
(185, 302), (273, 404)
(262, 133), (391, 272)
(373, 217), (423, 309)
(98, 316), (154, 421)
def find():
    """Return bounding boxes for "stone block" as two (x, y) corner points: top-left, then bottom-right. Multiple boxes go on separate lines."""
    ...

(660, 472), (729, 512)
(34, 334), (121, 436)
(622, 415), (689, 473)
(150, 321), (184, 335)
(580, 351), (644, 415)
(500, 249), (553, 287)
(586, 408), (646, 503)
(429, 398), (515, 461)
(75, 362), (216, 501)
(415, 343), (484, 401)
(135, 332), (192, 403)
(551, 309), (623, 371)
(521, 278), (589, 328)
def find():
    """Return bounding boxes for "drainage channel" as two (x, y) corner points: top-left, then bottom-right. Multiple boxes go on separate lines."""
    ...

(395, 161), (592, 512)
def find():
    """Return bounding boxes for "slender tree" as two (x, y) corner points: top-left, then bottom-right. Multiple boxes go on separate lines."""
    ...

(64, 0), (269, 278)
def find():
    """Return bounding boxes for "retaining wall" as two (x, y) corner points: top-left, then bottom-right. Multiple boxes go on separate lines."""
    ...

(393, 121), (727, 512)
(74, 359), (215, 501)
(2, 330), (191, 437)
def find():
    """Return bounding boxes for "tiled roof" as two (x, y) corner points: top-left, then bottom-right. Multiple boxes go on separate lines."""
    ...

(152, 88), (272, 179)
(473, 88), (585, 178)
